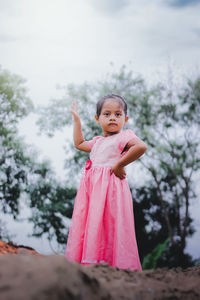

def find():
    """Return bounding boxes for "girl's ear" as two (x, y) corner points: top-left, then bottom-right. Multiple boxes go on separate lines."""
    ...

(125, 115), (129, 123)
(95, 114), (99, 123)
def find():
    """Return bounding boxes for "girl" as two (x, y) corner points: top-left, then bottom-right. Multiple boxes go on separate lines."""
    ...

(65, 94), (147, 271)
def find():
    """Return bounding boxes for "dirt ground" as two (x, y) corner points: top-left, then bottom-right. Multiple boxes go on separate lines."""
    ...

(0, 240), (200, 300)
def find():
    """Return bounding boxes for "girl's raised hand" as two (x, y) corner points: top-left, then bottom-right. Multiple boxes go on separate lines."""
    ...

(69, 101), (80, 122)
(110, 163), (126, 180)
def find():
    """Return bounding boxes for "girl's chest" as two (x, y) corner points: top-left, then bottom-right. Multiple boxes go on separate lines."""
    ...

(90, 137), (121, 160)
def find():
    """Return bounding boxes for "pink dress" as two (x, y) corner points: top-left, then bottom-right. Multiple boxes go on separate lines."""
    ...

(65, 129), (142, 271)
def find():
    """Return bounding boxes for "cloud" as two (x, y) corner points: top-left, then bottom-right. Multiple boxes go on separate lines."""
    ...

(0, 33), (29, 43)
(87, 0), (130, 15)
(192, 28), (200, 39)
(0, 34), (16, 42)
(166, 0), (200, 8)
(0, 0), (21, 17)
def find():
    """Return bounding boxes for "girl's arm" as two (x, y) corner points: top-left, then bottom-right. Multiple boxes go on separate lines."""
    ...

(110, 137), (147, 179)
(69, 102), (91, 152)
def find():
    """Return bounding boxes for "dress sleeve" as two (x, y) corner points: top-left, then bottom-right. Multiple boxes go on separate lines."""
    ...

(87, 136), (102, 150)
(118, 129), (139, 153)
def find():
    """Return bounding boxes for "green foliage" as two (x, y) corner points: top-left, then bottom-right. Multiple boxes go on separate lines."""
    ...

(0, 67), (76, 246)
(132, 186), (169, 260)
(26, 163), (76, 244)
(0, 137), (31, 217)
(0, 67), (33, 120)
(0, 67), (34, 217)
(0, 220), (16, 242)
(178, 77), (200, 126)
(142, 238), (170, 270)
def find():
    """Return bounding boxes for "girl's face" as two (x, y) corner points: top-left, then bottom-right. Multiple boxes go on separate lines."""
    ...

(95, 98), (128, 137)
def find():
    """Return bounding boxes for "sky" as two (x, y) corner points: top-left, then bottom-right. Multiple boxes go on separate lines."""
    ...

(0, 0), (200, 257)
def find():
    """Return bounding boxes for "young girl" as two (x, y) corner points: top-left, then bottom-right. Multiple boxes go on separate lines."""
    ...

(65, 94), (147, 271)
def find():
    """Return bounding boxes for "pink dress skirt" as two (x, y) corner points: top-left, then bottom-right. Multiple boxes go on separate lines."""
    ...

(65, 129), (142, 271)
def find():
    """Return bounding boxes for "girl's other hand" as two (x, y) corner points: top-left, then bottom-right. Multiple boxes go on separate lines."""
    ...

(110, 163), (126, 180)
(69, 101), (80, 122)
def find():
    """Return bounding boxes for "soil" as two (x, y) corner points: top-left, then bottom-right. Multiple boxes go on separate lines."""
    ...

(0, 240), (199, 300)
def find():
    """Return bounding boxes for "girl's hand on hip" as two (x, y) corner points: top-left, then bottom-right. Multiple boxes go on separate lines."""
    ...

(69, 101), (80, 122)
(110, 163), (126, 180)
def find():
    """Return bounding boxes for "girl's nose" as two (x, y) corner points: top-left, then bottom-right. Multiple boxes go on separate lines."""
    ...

(109, 114), (116, 120)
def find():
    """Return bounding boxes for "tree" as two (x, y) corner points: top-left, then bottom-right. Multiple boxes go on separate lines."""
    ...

(26, 161), (76, 245)
(0, 67), (75, 247)
(36, 65), (200, 267)
(0, 67), (34, 217)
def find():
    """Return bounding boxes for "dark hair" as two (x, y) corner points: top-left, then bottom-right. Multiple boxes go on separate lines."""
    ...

(96, 94), (127, 117)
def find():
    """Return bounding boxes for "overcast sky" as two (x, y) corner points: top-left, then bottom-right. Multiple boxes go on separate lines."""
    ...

(0, 0), (200, 257)
(1, 0), (200, 107)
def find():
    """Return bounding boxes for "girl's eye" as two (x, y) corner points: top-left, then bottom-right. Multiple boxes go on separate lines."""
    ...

(116, 113), (121, 117)
(104, 113), (110, 116)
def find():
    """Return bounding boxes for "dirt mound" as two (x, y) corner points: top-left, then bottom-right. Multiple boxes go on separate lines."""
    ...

(0, 250), (199, 300)
(0, 240), (42, 256)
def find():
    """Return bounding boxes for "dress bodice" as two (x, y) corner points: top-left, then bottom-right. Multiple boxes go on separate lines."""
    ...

(87, 129), (138, 167)
(90, 135), (121, 167)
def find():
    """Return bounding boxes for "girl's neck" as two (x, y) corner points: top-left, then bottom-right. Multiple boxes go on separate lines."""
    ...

(103, 130), (122, 137)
